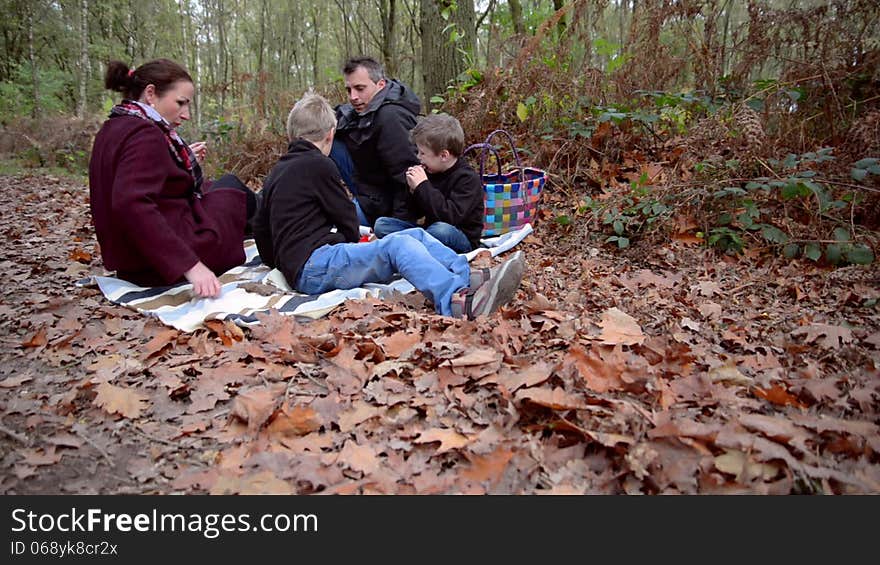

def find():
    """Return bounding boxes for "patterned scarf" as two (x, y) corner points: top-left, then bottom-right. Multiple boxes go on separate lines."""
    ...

(109, 100), (204, 194)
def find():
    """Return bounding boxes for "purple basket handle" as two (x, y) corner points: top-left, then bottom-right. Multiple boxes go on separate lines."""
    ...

(463, 143), (502, 177)
(463, 129), (523, 177)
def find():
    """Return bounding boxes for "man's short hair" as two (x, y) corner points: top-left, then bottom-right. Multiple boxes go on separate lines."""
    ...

(287, 92), (336, 142)
(410, 113), (465, 157)
(343, 56), (385, 83)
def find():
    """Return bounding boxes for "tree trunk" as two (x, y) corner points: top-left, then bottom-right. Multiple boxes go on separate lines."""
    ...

(77, 0), (88, 118)
(420, 0), (475, 109)
(508, 0), (525, 36)
(379, 0), (397, 77)
(28, 5), (38, 118)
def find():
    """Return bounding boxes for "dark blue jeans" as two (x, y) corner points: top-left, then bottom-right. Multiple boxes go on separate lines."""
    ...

(373, 217), (473, 253)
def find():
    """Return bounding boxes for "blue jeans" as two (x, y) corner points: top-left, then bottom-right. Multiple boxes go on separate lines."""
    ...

(374, 217), (473, 253)
(329, 139), (369, 227)
(295, 228), (469, 316)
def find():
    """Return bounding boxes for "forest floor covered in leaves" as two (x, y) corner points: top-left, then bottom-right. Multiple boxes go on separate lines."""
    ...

(1, 172), (878, 494)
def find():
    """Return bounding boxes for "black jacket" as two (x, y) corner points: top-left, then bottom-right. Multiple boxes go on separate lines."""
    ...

(411, 159), (484, 250)
(253, 139), (359, 288)
(336, 79), (421, 225)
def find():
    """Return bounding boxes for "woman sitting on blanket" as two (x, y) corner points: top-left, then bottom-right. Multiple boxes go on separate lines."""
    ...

(89, 58), (258, 297)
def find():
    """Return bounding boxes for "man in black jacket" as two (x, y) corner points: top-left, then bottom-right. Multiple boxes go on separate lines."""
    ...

(253, 93), (525, 320)
(333, 56), (421, 226)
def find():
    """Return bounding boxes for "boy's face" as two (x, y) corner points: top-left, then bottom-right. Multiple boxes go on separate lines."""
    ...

(416, 144), (450, 174)
(344, 66), (386, 114)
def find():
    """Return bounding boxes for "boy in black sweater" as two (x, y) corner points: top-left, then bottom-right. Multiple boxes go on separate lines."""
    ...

(253, 93), (524, 320)
(372, 113), (483, 253)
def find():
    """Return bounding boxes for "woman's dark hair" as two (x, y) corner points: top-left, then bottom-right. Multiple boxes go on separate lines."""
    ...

(104, 59), (193, 100)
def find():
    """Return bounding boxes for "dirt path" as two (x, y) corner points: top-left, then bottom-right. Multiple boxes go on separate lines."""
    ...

(1, 173), (878, 494)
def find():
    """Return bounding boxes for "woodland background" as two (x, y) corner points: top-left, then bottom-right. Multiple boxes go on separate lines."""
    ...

(0, 1), (879, 494)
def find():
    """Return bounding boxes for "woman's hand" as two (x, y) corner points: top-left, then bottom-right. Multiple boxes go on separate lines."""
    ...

(405, 165), (427, 192)
(184, 261), (221, 298)
(189, 141), (208, 162)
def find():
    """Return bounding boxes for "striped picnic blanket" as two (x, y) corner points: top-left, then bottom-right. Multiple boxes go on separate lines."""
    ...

(77, 224), (533, 332)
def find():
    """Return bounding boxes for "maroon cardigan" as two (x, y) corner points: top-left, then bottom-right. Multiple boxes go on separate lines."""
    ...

(88, 115), (246, 286)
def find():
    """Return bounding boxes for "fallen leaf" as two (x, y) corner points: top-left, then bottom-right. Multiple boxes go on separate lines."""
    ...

(230, 386), (279, 434)
(144, 329), (179, 358)
(597, 307), (645, 345)
(415, 428), (472, 453)
(461, 447), (514, 486)
(708, 363), (752, 386)
(450, 349), (502, 367)
(379, 331), (422, 358)
(204, 319), (244, 346)
(338, 440), (380, 475)
(753, 384), (808, 409)
(565, 345), (626, 393)
(266, 405), (322, 437)
(0, 374), (33, 388)
(19, 447), (63, 466)
(791, 323), (854, 350)
(93, 382), (149, 419)
(22, 327), (47, 348)
(714, 450), (781, 481)
(337, 401), (383, 433)
(515, 387), (588, 410)
(488, 362), (552, 392)
(211, 471), (295, 495)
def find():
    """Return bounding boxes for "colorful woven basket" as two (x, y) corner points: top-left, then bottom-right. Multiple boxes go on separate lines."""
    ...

(464, 130), (546, 237)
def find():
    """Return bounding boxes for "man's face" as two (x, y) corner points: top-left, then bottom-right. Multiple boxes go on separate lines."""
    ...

(344, 66), (386, 113)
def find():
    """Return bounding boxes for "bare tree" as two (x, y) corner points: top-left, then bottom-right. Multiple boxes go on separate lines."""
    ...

(77, 0), (88, 118)
(420, 0), (475, 108)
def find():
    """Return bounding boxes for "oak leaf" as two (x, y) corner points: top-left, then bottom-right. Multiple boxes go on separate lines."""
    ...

(461, 447), (514, 486)
(598, 307), (644, 345)
(266, 405), (322, 437)
(379, 331), (422, 358)
(415, 428), (472, 453)
(94, 382), (149, 419)
(791, 323), (854, 350)
(515, 387), (587, 410)
(230, 386), (280, 434)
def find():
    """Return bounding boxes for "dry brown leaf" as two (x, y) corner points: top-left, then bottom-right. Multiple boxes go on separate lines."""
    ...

(515, 387), (587, 410)
(714, 450), (781, 481)
(144, 329), (179, 358)
(266, 405), (322, 437)
(19, 447), (63, 466)
(415, 428), (472, 453)
(338, 440), (380, 475)
(461, 447), (514, 486)
(709, 363), (752, 386)
(0, 374), (33, 388)
(93, 382), (149, 419)
(337, 401), (383, 433)
(204, 319), (244, 347)
(753, 384), (808, 409)
(450, 349), (502, 367)
(791, 323), (854, 350)
(379, 331), (422, 358)
(489, 362), (552, 392)
(21, 327), (47, 348)
(598, 307), (644, 345)
(210, 471), (295, 495)
(565, 345), (625, 393)
(230, 386), (280, 434)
